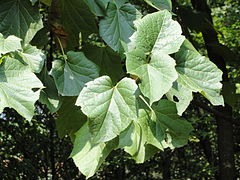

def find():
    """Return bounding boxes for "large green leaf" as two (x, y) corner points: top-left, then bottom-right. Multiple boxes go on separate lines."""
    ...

(0, 33), (22, 55)
(83, 0), (110, 16)
(126, 49), (178, 105)
(76, 76), (138, 143)
(70, 123), (117, 178)
(175, 40), (224, 106)
(59, 0), (98, 49)
(55, 97), (86, 138)
(0, 57), (43, 120)
(126, 10), (184, 104)
(50, 51), (99, 96)
(15, 45), (45, 73)
(0, 0), (43, 44)
(83, 44), (124, 83)
(99, 2), (141, 53)
(38, 67), (62, 113)
(144, 0), (172, 11)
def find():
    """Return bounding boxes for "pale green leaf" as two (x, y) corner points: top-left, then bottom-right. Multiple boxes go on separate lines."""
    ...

(99, 2), (141, 52)
(50, 51), (99, 96)
(166, 81), (193, 115)
(0, 33), (22, 55)
(38, 67), (62, 113)
(83, 44), (124, 83)
(70, 123), (117, 178)
(56, 97), (86, 138)
(59, 0), (98, 49)
(76, 76), (138, 143)
(175, 40), (224, 106)
(0, 0), (43, 44)
(15, 45), (45, 73)
(126, 10), (184, 104)
(130, 10), (185, 54)
(0, 57), (43, 120)
(126, 49), (178, 105)
(144, 0), (172, 11)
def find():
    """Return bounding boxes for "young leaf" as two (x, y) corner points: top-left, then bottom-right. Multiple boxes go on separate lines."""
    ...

(70, 123), (117, 178)
(0, 0), (43, 44)
(76, 76), (138, 143)
(50, 51), (99, 96)
(0, 57), (43, 120)
(126, 10), (184, 104)
(99, 2), (141, 53)
(175, 40), (224, 106)
(0, 34), (22, 55)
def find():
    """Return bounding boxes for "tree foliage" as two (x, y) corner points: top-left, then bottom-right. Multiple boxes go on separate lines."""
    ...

(0, 0), (236, 178)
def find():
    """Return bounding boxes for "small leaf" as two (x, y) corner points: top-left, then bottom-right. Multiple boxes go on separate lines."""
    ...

(50, 51), (99, 96)
(0, 57), (43, 120)
(175, 40), (224, 106)
(76, 76), (138, 143)
(70, 123), (117, 178)
(0, 33), (22, 55)
(99, 2), (141, 53)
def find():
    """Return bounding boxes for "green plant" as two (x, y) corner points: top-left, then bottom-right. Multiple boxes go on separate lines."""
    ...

(0, 0), (224, 178)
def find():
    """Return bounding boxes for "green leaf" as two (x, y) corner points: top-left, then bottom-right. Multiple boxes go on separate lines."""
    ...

(70, 123), (117, 178)
(50, 51), (99, 96)
(144, 0), (172, 11)
(126, 49), (178, 105)
(83, 0), (110, 16)
(0, 0), (43, 44)
(56, 97), (86, 138)
(40, 0), (51, 6)
(83, 44), (124, 84)
(76, 76), (138, 143)
(175, 40), (224, 106)
(38, 67), (62, 113)
(15, 45), (45, 73)
(126, 10), (184, 104)
(119, 119), (159, 163)
(0, 34), (22, 55)
(59, 0), (98, 49)
(129, 10), (185, 54)
(166, 81), (193, 115)
(99, 2), (141, 53)
(151, 100), (193, 148)
(0, 57), (43, 120)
